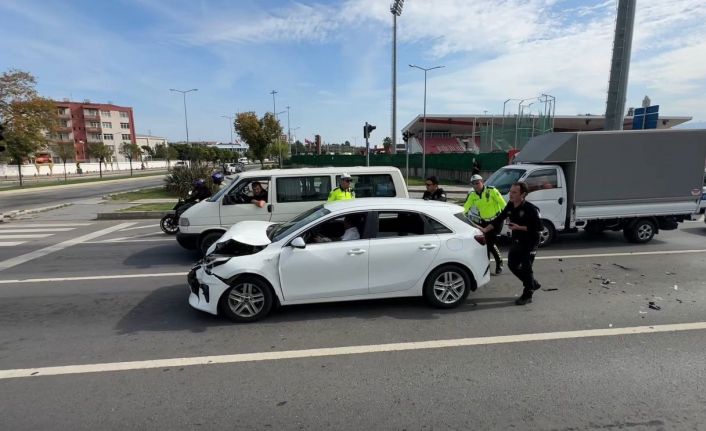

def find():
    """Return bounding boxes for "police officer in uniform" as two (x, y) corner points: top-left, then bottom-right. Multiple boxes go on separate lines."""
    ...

(422, 176), (447, 201)
(328, 173), (355, 202)
(463, 174), (506, 274)
(481, 181), (542, 305)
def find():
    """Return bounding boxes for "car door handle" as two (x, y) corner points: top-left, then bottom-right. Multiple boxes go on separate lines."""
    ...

(419, 244), (438, 250)
(267, 204), (273, 213)
(347, 249), (366, 255)
(558, 197), (563, 204)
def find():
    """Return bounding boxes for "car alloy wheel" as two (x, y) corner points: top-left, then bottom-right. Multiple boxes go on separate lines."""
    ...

(219, 276), (274, 322)
(423, 265), (472, 309)
(227, 282), (265, 318)
(433, 271), (466, 304)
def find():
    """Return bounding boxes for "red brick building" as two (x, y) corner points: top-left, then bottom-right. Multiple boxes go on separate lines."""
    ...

(53, 100), (136, 162)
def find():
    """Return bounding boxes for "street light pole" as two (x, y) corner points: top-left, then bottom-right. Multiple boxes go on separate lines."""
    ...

(286, 106), (291, 157)
(390, 0), (404, 155)
(409, 64), (444, 180)
(169, 88), (198, 145)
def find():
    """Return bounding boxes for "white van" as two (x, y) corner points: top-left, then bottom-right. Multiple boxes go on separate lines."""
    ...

(176, 166), (409, 254)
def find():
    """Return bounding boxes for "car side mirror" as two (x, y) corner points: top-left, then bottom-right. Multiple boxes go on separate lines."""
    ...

(290, 237), (306, 249)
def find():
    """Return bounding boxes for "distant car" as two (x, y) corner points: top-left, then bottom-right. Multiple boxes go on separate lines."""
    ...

(238, 157), (250, 165)
(173, 161), (188, 168)
(223, 163), (243, 174)
(187, 198), (491, 322)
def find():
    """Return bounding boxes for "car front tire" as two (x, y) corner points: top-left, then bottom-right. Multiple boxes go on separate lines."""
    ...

(423, 265), (472, 309)
(218, 276), (274, 323)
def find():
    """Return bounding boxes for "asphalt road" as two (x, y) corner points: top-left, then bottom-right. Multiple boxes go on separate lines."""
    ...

(0, 174), (167, 213)
(0, 212), (705, 430)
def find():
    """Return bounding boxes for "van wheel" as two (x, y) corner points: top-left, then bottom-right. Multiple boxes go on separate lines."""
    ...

(199, 232), (223, 256)
(218, 276), (274, 322)
(626, 219), (655, 244)
(538, 220), (555, 247)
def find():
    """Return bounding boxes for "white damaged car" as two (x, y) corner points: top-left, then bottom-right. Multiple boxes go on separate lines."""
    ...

(187, 198), (491, 322)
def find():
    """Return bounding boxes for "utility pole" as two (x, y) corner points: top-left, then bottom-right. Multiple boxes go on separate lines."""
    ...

(169, 88), (198, 144)
(605, 0), (636, 130)
(390, 0), (404, 155)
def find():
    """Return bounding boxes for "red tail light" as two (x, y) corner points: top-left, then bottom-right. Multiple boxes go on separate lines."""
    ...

(474, 234), (486, 245)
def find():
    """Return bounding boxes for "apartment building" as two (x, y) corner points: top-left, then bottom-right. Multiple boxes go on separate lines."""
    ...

(53, 100), (136, 162)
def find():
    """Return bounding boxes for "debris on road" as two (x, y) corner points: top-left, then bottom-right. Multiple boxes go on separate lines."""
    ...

(665, 271), (675, 275)
(674, 285), (678, 290)
(648, 301), (662, 311)
(543, 288), (559, 292)
(612, 263), (631, 270)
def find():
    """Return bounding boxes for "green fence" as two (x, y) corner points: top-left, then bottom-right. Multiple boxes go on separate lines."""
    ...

(286, 152), (509, 183)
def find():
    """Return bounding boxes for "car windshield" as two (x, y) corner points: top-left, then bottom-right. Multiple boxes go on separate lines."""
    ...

(485, 168), (526, 195)
(208, 175), (239, 202)
(269, 205), (331, 242)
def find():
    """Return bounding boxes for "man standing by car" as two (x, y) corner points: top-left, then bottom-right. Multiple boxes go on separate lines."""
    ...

(328, 173), (355, 202)
(480, 182), (542, 305)
(463, 174), (506, 275)
(422, 176), (447, 201)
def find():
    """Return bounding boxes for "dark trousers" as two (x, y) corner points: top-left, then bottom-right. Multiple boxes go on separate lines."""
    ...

(479, 221), (503, 268)
(507, 241), (538, 298)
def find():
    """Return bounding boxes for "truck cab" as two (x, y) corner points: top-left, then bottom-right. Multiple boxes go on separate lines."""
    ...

(485, 164), (568, 245)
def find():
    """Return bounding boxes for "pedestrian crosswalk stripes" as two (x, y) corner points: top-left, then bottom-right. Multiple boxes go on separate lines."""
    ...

(0, 223), (92, 248)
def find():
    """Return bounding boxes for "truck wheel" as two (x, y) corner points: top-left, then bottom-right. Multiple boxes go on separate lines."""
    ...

(538, 220), (555, 247)
(626, 219), (655, 244)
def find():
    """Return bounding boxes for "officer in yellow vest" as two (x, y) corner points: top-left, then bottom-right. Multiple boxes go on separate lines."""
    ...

(463, 174), (506, 274)
(328, 173), (355, 202)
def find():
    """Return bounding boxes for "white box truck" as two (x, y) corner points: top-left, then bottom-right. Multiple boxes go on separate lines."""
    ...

(485, 129), (706, 246)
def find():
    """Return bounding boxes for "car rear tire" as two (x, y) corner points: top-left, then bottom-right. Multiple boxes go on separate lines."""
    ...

(199, 232), (223, 256)
(423, 265), (472, 309)
(218, 276), (274, 322)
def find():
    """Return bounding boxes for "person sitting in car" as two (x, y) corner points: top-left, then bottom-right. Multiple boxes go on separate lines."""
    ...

(251, 181), (268, 208)
(313, 215), (361, 243)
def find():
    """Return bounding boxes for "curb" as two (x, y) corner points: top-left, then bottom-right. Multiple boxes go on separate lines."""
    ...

(0, 203), (74, 223)
(96, 211), (167, 220)
(102, 185), (164, 200)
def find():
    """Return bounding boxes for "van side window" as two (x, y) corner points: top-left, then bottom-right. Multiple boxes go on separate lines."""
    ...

(276, 176), (332, 203)
(525, 169), (558, 193)
(225, 178), (270, 205)
(335, 174), (396, 198)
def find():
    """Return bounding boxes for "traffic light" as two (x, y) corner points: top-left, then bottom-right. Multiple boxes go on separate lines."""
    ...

(363, 122), (376, 139)
(402, 131), (410, 143)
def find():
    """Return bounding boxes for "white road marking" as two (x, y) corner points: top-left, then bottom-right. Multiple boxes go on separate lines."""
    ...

(0, 272), (186, 284)
(0, 242), (25, 247)
(117, 225), (161, 232)
(0, 228), (75, 233)
(0, 223), (91, 228)
(103, 232), (165, 242)
(1, 321), (705, 380)
(537, 249), (706, 260)
(0, 234), (52, 239)
(84, 238), (174, 244)
(0, 223), (136, 271)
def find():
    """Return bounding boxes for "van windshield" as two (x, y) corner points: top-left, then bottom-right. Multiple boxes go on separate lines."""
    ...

(485, 168), (526, 195)
(208, 175), (239, 202)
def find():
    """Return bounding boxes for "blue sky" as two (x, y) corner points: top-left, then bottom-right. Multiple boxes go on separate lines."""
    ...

(1, 0), (705, 146)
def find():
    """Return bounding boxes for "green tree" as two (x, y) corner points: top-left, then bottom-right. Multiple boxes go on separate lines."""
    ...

(0, 69), (57, 186)
(51, 141), (75, 181)
(235, 111), (283, 168)
(165, 145), (178, 169)
(141, 145), (155, 159)
(119, 141), (141, 176)
(154, 143), (167, 159)
(382, 136), (392, 154)
(87, 142), (111, 179)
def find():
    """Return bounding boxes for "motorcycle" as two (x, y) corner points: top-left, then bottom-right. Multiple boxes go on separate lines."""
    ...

(160, 191), (196, 235)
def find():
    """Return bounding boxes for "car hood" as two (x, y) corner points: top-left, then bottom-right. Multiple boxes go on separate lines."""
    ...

(216, 220), (276, 246)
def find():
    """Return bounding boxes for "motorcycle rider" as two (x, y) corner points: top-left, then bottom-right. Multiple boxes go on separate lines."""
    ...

(186, 178), (212, 203)
(211, 172), (225, 190)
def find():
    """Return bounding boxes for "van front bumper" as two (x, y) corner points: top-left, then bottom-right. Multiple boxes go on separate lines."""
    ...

(176, 232), (199, 250)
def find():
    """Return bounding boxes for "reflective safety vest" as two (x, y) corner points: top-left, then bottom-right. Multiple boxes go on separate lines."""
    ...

(327, 187), (355, 202)
(463, 186), (506, 222)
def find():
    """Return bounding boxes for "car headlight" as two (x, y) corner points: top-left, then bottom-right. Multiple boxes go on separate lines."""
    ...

(180, 217), (190, 226)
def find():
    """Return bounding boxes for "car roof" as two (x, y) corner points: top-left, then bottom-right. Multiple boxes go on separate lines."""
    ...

(236, 166), (402, 177)
(323, 198), (463, 214)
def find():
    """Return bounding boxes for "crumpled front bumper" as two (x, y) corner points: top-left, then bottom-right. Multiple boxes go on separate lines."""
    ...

(187, 265), (228, 315)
